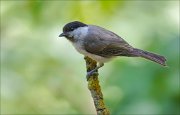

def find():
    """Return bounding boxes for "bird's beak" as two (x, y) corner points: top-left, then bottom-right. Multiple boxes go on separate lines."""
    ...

(59, 33), (66, 37)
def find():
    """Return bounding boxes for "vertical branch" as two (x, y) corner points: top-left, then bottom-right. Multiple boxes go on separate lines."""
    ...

(84, 56), (110, 115)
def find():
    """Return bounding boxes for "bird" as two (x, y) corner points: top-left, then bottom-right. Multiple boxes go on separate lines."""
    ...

(59, 21), (166, 77)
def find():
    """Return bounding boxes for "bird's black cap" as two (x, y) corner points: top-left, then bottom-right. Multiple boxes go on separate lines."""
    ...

(63, 21), (87, 33)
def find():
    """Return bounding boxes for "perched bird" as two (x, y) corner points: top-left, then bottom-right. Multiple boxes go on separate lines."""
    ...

(59, 21), (166, 77)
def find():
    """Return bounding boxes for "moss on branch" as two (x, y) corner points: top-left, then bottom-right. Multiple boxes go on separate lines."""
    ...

(84, 56), (110, 115)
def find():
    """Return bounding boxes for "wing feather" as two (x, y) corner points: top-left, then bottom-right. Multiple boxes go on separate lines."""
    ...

(84, 25), (133, 57)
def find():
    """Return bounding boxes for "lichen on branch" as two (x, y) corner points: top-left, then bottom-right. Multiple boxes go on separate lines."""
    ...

(84, 56), (110, 115)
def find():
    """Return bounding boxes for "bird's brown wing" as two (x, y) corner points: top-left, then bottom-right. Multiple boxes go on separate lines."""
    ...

(84, 25), (134, 57)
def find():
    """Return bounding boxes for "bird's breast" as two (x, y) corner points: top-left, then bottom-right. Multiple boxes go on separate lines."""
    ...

(72, 42), (111, 63)
(72, 41), (87, 55)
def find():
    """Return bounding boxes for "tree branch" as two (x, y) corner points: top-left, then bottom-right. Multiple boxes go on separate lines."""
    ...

(84, 56), (110, 115)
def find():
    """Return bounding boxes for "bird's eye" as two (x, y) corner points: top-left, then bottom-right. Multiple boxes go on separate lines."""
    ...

(71, 28), (74, 31)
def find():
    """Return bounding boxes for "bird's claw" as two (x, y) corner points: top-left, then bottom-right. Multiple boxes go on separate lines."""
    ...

(86, 71), (98, 80)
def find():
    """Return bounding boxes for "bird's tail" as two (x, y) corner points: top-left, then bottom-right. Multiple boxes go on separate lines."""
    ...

(131, 48), (167, 66)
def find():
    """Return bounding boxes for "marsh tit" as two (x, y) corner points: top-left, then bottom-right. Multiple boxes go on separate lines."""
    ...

(59, 21), (166, 77)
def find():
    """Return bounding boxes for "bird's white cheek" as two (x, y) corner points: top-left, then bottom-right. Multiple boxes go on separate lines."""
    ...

(73, 27), (88, 39)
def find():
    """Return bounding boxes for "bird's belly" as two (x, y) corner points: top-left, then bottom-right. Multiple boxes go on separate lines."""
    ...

(72, 43), (111, 63)
(87, 54), (111, 63)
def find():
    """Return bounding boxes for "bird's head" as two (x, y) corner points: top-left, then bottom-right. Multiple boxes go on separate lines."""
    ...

(59, 21), (88, 41)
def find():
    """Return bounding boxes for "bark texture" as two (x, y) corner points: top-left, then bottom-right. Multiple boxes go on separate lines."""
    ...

(84, 56), (110, 115)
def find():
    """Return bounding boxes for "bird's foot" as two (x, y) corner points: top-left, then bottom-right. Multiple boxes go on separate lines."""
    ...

(86, 71), (98, 80)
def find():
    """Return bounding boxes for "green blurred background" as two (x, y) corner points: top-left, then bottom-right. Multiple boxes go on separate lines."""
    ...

(1, 0), (179, 114)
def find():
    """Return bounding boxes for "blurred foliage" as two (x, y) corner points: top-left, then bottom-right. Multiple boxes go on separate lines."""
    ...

(0, 0), (179, 114)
